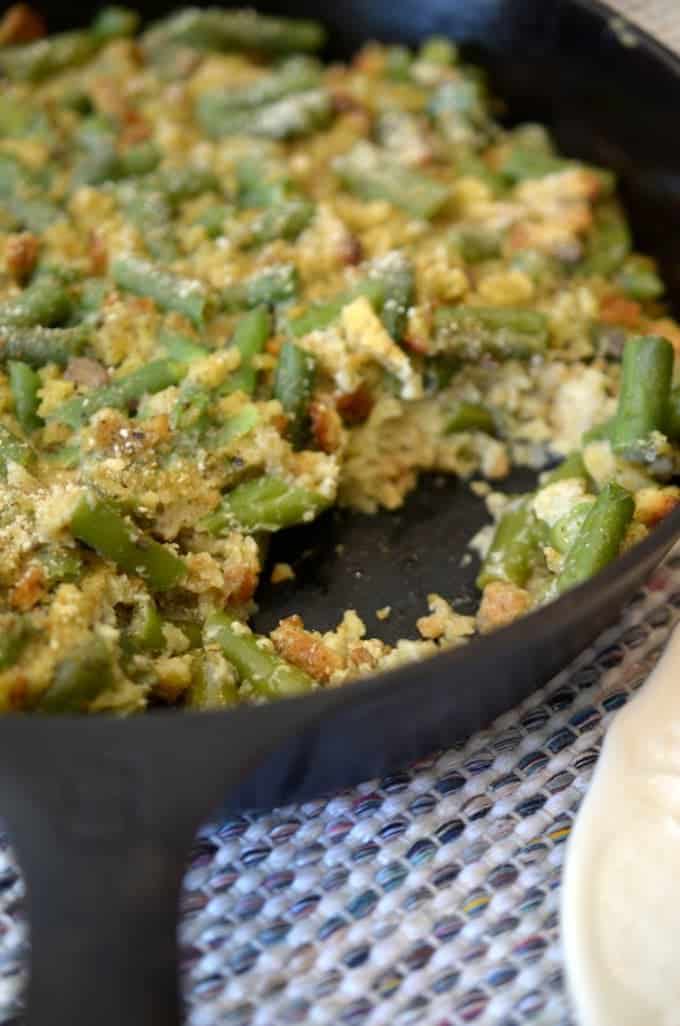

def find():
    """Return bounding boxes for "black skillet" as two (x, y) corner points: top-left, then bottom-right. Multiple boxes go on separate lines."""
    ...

(1, 1), (680, 1024)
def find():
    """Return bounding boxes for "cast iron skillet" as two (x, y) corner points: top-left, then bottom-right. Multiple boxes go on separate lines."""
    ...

(1, 1), (680, 1023)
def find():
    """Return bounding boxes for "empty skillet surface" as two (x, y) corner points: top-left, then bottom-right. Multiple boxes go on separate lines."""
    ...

(3, 2), (680, 1026)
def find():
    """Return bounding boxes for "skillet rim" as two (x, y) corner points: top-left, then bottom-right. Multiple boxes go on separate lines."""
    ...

(5, 0), (680, 733)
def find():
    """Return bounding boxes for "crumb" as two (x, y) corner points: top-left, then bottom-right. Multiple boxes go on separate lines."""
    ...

(376, 605), (391, 621)
(271, 562), (295, 585)
(470, 480), (491, 497)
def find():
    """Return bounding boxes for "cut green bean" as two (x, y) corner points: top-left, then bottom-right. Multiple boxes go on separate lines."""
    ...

(0, 274), (71, 329)
(112, 257), (210, 326)
(499, 147), (570, 183)
(581, 204), (631, 276)
(204, 612), (315, 699)
(477, 498), (540, 589)
(0, 423), (33, 476)
(159, 329), (210, 364)
(200, 56), (321, 115)
(198, 88), (332, 140)
(274, 340), (316, 448)
(248, 197), (315, 246)
(53, 359), (185, 428)
(236, 156), (291, 208)
(0, 324), (89, 367)
(118, 187), (177, 262)
(186, 653), (239, 709)
(210, 403), (260, 447)
(127, 597), (165, 653)
(541, 452), (588, 486)
(221, 306), (270, 396)
(551, 499), (596, 554)
(91, 6), (140, 41)
(334, 143), (449, 220)
(8, 360), (42, 432)
(38, 547), (82, 585)
(615, 257), (664, 301)
(221, 265), (299, 312)
(143, 8), (326, 57)
(419, 36), (458, 65)
(611, 335), (674, 462)
(195, 203), (233, 238)
(556, 482), (634, 593)
(288, 279), (386, 338)
(153, 165), (220, 206)
(666, 386), (680, 442)
(0, 31), (97, 83)
(434, 305), (549, 361)
(70, 494), (186, 591)
(3, 194), (63, 233)
(201, 475), (330, 535)
(36, 637), (114, 714)
(371, 255), (414, 342)
(0, 617), (31, 671)
(445, 400), (496, 435)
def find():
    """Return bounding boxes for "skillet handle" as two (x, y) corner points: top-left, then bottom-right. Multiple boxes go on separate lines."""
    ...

(0, 702), (325, 1026)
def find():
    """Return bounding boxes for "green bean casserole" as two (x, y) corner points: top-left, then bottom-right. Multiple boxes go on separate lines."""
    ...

(0, 4), (678, 712)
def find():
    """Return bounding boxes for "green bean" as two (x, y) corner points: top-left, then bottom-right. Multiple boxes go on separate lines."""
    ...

(615, 257), (664, 301)
(477, 498), (540, 589)
(288, 279), (386, 338)
(118, 187), (177, 262)
(127, 597), (165, 653)
(75, 279), (110, 323)
(334, 143), (449, 220)
(236, 156), (291, 208)
(210, 403), (260, 447)
(112, 257), (210, 326)
(195, 203), (233, 238)
(53, 359), (185, 428)
(221, 306), (270, 396)
(0, 423), (34, 475)
(8, 361), (42, 433)
(0, 324), (89, 367)
(0, 31), (97, 83)
(2, 194), (62, 233)
(371, 254), (414, 342)
(38, 546), (82, 585)
(143, 8), (326, 57)
(445, 400), (496, 435)
(221, 264), (299, 312)
(91, 6), (140, 41)
(0, 616), (31, 671)
(454, 150), (504, 195)
(419, 36), (458, 65)
(153, 165), (220, 206)
(611, 335), (674, 462)
(582, 418), (614, 446)
(248, 197), (315, 246)
(204, 612), (315, 700)
(434, 305), (549, 361)
(0, 274), (71, 329)
(551, 499), (596, 554)
(201, 475), (330, 535)
(428, 78), (492, 147)
(186, 653), (239, 709)
(449, 225), (501, 263)
(666, 386), (680, 441)
(541, 451), (588, 486)
(159, 329), (210, 364)
(274, 340), (316, 448)
(70, 494), (187, 591)
(581, 204), (631, 276)
(556, 482), (634, 593)
(384, 46), (413, 81)
(200, 56), (321, 115)
(36, 637), (114, 714)
(499, 147), (570, 183)
(198, 88), (332, 140)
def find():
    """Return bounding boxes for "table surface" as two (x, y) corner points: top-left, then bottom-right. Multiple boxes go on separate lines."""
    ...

(0, 2), (678, 1024)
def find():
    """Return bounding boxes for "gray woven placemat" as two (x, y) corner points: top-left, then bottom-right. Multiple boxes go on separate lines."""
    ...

(0, 2), (677, 1024)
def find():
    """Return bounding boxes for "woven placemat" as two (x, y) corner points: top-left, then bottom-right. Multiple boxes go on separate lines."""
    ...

(0, 2), (678, 1024)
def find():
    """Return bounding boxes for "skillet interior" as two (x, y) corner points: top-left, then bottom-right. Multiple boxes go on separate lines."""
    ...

(2, 4), (680, 1026)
